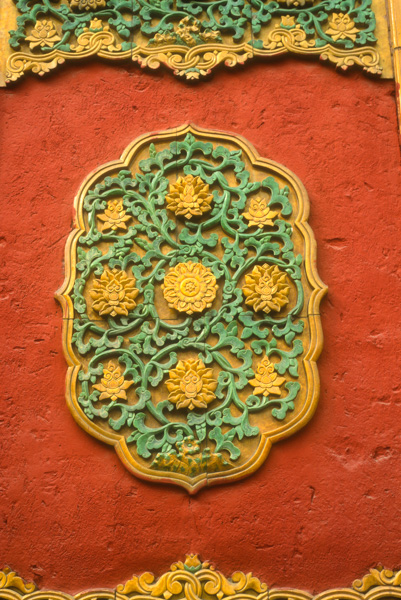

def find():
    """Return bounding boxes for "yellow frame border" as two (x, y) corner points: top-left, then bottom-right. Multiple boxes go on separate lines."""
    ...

(387, 0), (401, 137)
(55, 124), (327, 493)
(2, 561), (401, 600)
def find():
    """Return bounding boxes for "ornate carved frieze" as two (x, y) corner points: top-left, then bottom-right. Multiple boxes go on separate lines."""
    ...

(3, 0), (389, 82)
(56, 125), (326, 492)
(2, 559), (401, 600)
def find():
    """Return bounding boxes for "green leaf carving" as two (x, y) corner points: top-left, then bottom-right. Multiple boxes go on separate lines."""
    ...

(71, 133), (306, 471)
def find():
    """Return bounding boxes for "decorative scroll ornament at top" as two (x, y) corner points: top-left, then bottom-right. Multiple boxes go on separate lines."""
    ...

(56, 124), (327, 493)
(5, 0), (383, 82)
(3, 561), (401, 600)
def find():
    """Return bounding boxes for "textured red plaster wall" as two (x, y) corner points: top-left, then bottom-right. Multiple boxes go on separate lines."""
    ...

(1, 60), (401, 595)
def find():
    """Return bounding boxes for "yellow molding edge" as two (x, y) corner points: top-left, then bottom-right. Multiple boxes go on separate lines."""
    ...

(0, 0), (15, 86)
(2, 559), (401, 600)
(387, 0), (401, 138)
(371, 0), (394, 78)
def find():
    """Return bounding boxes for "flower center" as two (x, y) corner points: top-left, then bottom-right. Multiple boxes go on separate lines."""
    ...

(106, 281), (125, 304)
(182, 187), (198, 208)
(180, 373), (203, 398)
(256, 360), (277, 384)
(256, 276), (277, 300)
(180, 276), (200, 298)
(258, 370), (276, 384)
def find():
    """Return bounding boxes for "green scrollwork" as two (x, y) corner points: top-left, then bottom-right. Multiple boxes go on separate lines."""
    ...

(10, 0), (377, 56)
(69, 132), (305, 473)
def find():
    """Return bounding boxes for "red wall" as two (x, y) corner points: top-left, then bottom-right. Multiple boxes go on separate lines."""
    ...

(1, 59), (401, 595)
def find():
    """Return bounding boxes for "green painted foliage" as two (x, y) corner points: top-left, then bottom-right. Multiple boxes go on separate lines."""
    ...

(10, 0), (376, 53)
(72, 134), (305, 463)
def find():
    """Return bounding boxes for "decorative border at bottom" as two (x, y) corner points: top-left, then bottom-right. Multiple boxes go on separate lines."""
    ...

(2, 556), (401, 600)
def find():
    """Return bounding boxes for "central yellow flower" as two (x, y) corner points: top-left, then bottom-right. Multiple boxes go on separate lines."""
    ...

(242, 264), (289, 314)
(249, 356), (286, 397)
(90, 267), (139, 317)
(325, 13), (360, 41)
(166, 174), (213, 219)
(166, 358), (218, 410)
(98, 199), (131, 232)
(93, 361), (133, 402)
(243, 196), (278, 228)
(162, 261), (218, 314)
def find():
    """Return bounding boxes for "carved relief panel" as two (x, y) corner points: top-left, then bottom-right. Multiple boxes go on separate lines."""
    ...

(2, 0), (392, 83)
(56, 125), (326, 492)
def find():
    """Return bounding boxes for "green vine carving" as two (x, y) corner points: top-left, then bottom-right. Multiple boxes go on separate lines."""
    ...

(10, 0), (377, 55)
(71, 133), (304, 472)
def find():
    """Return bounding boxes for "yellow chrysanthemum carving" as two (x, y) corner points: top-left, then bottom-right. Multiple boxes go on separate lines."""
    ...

(93, 361), (133, 401)
(325, 13), (360, 41)
(90, 267), (139, 317)
(243, 196), (278, 228)
(162, 261), (218, 314)
(98, 199), (131, 232)
(243, 264), (289, 314)
(166, 359), (218, 410)
(249, 356), (286, 397)
(166, 174), (213, 219)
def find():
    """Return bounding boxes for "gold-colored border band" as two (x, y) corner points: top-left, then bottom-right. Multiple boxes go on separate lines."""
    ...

(387, 0), (401, 139)
(2, 559), (401, 600)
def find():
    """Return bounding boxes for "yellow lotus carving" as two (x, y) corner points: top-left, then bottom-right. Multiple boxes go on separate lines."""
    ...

(243, 196), (278, 228)
(90, 268), (139, 317)
(249, 356), (286, 396)
(243, 264), (289, 314)
(98, 199), (131, 232)
(166, 174), (213, 219)
(166, 359), (218, 410)
(325, 13), (360, 42)
(93, 361), (133, 401)
(25, 20), (61, 49)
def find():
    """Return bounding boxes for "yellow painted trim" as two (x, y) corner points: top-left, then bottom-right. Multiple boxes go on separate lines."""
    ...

(3, 562), (401, 600)
(55, 124), (327, 493)
(371, 0), (394, 78)
(4, 39), (384, 83)
(0, 0), (16, 86)
(387, 0), (401, 136)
